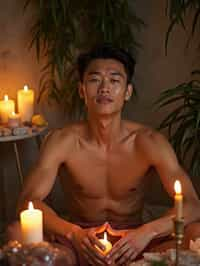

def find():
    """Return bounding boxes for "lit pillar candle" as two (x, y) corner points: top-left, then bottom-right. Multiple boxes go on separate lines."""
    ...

(174, 180), (183, 220)
(17, 85), (34, 122)
(8, 111), (21, 128)
(20, 201), (43, 244)
(96, 232), (112, 255)
(0, 95), (15, 124)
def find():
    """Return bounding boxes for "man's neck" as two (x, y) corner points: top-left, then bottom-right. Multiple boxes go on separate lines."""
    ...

(87, 113), (123, 149)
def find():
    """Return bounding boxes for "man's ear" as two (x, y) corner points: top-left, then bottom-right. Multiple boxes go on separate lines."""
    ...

(78, 82), (84, 99)
(125, 84), (133, 101)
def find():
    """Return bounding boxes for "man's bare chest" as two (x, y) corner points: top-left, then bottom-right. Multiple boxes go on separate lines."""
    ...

(63, 144), (150, 198)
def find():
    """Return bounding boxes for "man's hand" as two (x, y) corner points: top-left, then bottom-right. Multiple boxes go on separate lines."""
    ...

(71, 223), (108, 266)
(106, 224), (155, 265)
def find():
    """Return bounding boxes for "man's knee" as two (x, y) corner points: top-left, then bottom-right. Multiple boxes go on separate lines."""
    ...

(6, 221), (22, 242)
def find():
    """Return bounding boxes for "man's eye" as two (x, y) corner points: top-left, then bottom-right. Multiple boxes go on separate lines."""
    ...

(89, 78), (100, 83)
(111, 79), (120, 83)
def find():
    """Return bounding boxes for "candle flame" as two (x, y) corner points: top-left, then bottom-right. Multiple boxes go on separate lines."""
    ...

(4, 95), (8, 101)
(174, 180), (182, 194)
(103, 232), (107, 241)
(24, 85), (29, 91)
(28, 201), (34, 210)
(12, 111), (15, 115)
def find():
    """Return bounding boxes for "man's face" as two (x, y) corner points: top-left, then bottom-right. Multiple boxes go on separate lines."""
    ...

(79, 59), (132, 116)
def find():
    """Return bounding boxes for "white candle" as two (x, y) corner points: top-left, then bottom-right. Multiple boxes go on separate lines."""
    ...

(174, 180), (183, 220)
(0, 95), (15, 124)
(8, 111), (21, 128)
(20, 201), (43, 244)
(96, 232), (112, 255)
(17, 85), (34, 122)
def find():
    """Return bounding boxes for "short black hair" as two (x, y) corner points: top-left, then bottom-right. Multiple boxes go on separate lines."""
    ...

(77, 44), (136, 84)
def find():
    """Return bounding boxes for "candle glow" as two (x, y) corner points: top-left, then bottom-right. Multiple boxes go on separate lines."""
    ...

(96, 232), (112, 255)
(8, 111), (21, 128)
(0, 95), (15, 124)
(17, 85), (34, 122)
(20, 201), (43, 244)
(24, 85), (29, 92)
(175, 180), (182, 194)
(174, 180), (183, 221)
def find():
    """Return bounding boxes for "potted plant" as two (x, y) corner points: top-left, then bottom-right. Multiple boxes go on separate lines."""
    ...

(156, 0), (200, 177)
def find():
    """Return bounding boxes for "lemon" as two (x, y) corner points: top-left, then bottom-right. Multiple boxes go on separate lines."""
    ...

(32, 114), (48, 127)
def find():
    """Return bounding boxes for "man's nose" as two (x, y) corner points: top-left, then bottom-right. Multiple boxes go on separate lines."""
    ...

(98, 80), (110, 94)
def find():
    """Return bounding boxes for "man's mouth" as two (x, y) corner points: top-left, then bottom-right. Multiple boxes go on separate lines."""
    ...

(96, 96), (113, 104)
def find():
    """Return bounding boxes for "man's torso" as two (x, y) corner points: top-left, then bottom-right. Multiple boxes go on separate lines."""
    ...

(54, 121), (154, 225)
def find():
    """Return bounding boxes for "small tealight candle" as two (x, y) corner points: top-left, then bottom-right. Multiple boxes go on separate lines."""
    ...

(17, 85), (34, 122)
(20, 201), (43, 244)
(174, 180), (183, 220)
(0, 95), (15, 124)
(96, 232), (112, 255)
(8, 111), (21, 128)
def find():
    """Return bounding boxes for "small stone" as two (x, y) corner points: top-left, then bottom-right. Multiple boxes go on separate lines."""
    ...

(2, 127), (12, 136)
(12, 126), (28, 136)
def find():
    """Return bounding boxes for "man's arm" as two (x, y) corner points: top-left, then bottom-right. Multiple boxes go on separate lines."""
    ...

(17, 129), (80, 238)
(107, 130), (200, 265)
(138, 130), (200, 238)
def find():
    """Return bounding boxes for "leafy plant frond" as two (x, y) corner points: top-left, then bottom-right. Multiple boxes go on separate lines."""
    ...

(156, 71), (200, 176)
(25, 0), (144, 118)
(165, 0), (200, 51)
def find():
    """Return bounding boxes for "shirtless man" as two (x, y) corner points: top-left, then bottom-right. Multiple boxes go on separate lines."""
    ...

(8, 44), (200, 265)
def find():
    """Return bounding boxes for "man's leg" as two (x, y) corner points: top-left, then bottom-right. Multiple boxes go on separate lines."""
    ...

(6, 221), (79, 266)
(148, 222), (200, 252)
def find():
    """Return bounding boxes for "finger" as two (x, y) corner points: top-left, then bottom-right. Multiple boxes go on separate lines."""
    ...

(117, 248), (135, 265)
(82, 242), (106, 266)
(114, 243), (130, 261)
(129, 251), (138, 262)
(108, 238), (128, 258)
(82, 237), (107, 264)
(109, 243), (130, 263)
(93, 222), (108, 234)
(82, 248), (95, 266)
(107, 224), (127, 237)
(88, 231), (106, 251)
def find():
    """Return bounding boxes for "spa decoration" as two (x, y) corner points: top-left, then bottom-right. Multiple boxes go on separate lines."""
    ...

(174, 180), (184, 266)
(8, 112), (21, 128)
(174, 180), (183, 221)
(96, 232), (112, 255)
(20, 201), (43, 244)
(17, 85), (34, 122)
(32, 114), (48, 127)
(0, 95), (15, 124)
(0, 240), (70, 265)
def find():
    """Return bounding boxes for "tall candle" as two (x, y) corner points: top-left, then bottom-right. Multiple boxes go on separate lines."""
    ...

(174, 180), (183, 220)
(20, 201), (43, 244)
(0, 95), (15, 124)
(17, 85), (34, 122)
(96, 232), (112, 255)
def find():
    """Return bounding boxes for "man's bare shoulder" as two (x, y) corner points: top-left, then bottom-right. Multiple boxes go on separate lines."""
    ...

(123, 120), (154, 138)
(135, 125), (167, 149)
(129, 122), (176, 165)
(42, 121), (87, 149)
(123, 120), (168, 150)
